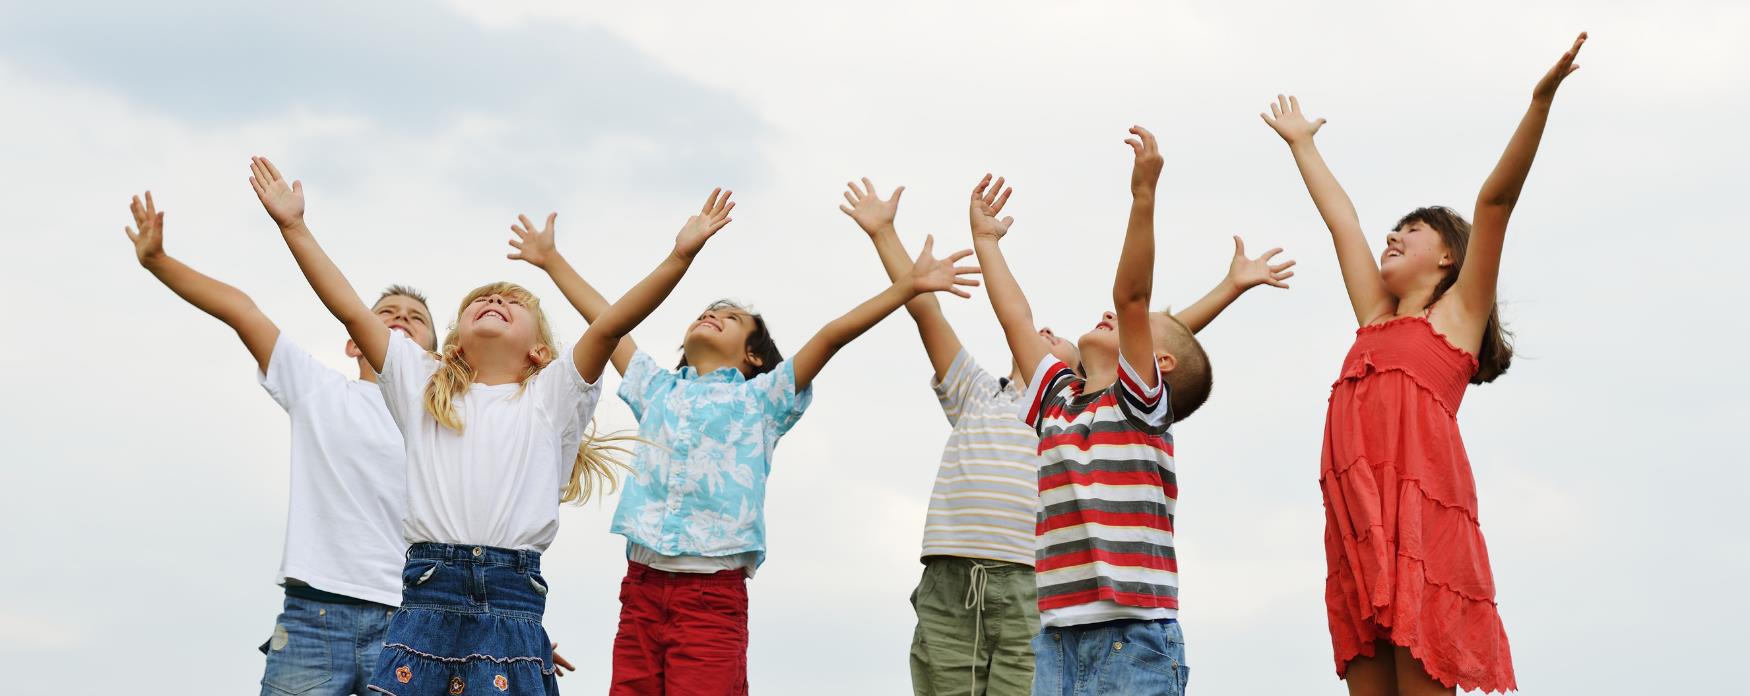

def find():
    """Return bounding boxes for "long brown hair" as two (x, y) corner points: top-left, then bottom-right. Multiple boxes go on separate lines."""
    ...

(425, 281), (632, 504)
(1395, 207), (1514, 383)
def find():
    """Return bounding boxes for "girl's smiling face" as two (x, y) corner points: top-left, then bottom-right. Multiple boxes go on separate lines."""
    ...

(1378, 219), (1454, 297)
(458, 292), (540, 351)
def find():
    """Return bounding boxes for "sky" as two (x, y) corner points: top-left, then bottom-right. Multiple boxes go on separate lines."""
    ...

(1, 1), (1746, 693)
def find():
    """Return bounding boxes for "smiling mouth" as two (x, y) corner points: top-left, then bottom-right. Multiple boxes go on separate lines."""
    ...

(1094, 321), (1115, 332)
(476, 307), (509, 322)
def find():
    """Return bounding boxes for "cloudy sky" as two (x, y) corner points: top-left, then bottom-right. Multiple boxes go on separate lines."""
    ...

(1, 1), (1745, 693)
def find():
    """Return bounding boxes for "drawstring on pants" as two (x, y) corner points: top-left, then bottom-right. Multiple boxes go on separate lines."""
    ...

(964, 561), (993, 696)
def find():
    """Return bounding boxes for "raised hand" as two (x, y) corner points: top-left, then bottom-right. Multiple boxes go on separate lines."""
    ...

(1533, 32), (1587, 103)
(968, 174), (1014, 242)
(673, 188), (734, 260)
(1226, 235), (1296, 291)
(248, 156), (305, 230)
(124, 191), (166, 266)
(839, 177), (905, 236)
(1123, 125), (1163, 196)
(909, 235), (982, 298)
(508, 213), (560, 269)
(1261, 95), (1326, 145)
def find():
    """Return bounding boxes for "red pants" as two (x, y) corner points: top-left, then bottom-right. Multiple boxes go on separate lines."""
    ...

(609, 561), (750, 696)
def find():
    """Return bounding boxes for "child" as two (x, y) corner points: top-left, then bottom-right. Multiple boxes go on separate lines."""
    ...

(973, 126), (1200, 696)
(503, 206), (983, 695)
(1260, 32), (1587, 695)
(250, 156), (727, 695)
(838, 178), (1292, 696)
(123, 190), (435, 696)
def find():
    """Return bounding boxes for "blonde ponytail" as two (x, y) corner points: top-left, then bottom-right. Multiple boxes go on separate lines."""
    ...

(561, 421), (639, 505)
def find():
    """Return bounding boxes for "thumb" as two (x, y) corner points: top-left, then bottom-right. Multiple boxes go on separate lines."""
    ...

(292, 180), (304, 195)
(1315, 118), (1327, 127)
(891, 185), (906, 204)
(1232, 235), (1245, 256)
(920, 234), (935, 258)
(1000, 216), (1015, 228)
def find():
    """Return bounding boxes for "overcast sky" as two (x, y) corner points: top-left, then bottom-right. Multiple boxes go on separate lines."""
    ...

(1, 1), (1745, 694)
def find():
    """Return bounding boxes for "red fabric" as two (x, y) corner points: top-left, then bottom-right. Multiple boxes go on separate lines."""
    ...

(610, 562), (749, 696)
(1321, 317), (1516, 693)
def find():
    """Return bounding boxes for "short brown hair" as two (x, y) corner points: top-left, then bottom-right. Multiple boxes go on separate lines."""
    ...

(1151, 312), (1212, 423)
(374, 284), (436, 350)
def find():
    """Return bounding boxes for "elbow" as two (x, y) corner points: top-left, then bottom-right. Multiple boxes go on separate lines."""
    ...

(1113, 286), (1151, 311)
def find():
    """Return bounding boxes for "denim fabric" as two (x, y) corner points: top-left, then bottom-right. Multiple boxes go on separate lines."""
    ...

(260, 594), (396, 696)
(365, 543), (559, 696)
(1031, 619), (1190, 696)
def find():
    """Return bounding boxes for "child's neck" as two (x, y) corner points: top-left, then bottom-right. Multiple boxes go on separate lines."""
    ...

(465, 343), (534, 386)
(1080, 355), (1119, 393)
(684, 347), (745, 378)
(356, 356), (378, 383)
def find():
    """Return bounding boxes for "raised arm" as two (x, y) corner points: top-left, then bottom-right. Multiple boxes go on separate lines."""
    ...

(1456, 33), (1586, 318)
(1172, 235), (1296, 334)
(125, 191), (280, 372)
(1114, 126), (1162, 388)
(1262, 96), (1394, 325)
(790, 236), (981, 391)
(968, 175), (1050, 382)
(249, 157), (387, 370)
(507, 213), (637, 376)
(840, 178), (964, 382)
(574, 189), (733, 383)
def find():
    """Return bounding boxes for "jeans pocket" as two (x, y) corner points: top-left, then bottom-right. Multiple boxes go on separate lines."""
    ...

(260, 601), (333, 695)
(403, 560), (441, 588)
(528, 573), (549, 596)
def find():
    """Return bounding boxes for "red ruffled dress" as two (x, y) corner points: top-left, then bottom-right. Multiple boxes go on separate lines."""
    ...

(1321, 316), (1515, 692)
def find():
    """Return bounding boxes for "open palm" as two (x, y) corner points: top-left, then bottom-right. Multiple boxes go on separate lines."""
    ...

(124, 191), (165, 265)
(1227, 235), (1296, 290)
(839, 177), (904, 235)
(910, 235), (982, 298)
(248, 156), (304, 228)
(1261, 95), (1326, 145)
(674, 188), (734, 260)
(508, 213), (559, 268)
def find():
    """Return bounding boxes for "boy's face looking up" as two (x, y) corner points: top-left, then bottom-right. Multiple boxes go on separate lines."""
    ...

(1076, 310), (1121, 359)
(375, 294), (436, 351)
(1038, 326), (1080, 368)
(683, 306), (760, 374)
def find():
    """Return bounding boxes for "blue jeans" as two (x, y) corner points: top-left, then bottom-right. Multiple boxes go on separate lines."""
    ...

(366, 543), (559, 696)
(260, 595), (396, 696)
(1031, 619), (1190, 696)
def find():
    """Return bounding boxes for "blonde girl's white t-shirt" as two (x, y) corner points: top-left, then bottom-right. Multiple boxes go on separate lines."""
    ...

(258, 335), (408, 607)
(376, 331), (602, 552)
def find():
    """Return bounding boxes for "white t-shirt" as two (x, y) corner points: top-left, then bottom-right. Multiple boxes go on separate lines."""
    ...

(258, 336), (408, 607)
(376, 331), (602, 552)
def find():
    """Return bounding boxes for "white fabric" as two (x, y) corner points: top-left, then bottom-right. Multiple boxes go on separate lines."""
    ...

(258, 335), (407, 606)
(1041, 601), (1176, 628)
(627, 543), (758, 578)
(376, 331), (601, 552)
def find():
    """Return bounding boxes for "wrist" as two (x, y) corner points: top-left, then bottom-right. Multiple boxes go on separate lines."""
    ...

(1131, 189), (1158, 205)
(278, 218), (311, 237)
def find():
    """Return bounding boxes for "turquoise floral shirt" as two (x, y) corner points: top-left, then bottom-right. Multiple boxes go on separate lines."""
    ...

(609, 350), (813, 567)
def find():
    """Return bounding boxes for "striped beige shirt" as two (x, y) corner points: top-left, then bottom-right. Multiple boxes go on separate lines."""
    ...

(920, 349), (1043, 566)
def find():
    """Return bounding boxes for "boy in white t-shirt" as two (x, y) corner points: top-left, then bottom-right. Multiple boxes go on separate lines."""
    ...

(124, 191), (436, 696)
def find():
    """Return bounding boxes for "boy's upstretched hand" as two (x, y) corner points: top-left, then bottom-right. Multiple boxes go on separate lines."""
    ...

(909, 235), (981, 298)
(1124, 125), (1163, 197)
(248, 156), (305, 229)
(673, 188), (734, 260)
(840, 177), (904, 236)
(508, 213), (559, 269)
(1533, 32), (1586, 103)
(1226, 235), (1296, 291)
(1261, 95), (1327, 145)
(125, 191), (166, 265)
(968, 174), (1014, 242)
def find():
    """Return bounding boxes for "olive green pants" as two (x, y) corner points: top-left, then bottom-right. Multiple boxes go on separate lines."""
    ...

(909, 556), (1039, 696)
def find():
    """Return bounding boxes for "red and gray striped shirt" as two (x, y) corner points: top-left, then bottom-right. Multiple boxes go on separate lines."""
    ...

(1021, 353), (1178, 628)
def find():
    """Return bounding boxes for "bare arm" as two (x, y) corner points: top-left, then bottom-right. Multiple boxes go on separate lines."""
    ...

(249, 157), (387, 370)
(840, 178), (964, 382)
(968, 175), (1052, 384)
(125, 191), (280, 372)
(1172, 235), (1296, 334)
(1457, 33), (1587, 318)
(1114, 126), (1162, 387)
(1262, 96), (1394, 325)
(574, 189), (734, 383)
(790, 236), (981, 391)
(507, 213), (637, 376)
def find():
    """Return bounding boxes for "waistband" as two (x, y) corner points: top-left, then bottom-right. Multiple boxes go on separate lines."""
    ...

(625, 561), (745, 584)
(922, 555), (1033, 574)
(1043, 617), (1178, 633)
(408, 542), (541, 573)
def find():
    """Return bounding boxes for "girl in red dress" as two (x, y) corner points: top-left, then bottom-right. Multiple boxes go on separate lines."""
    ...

(1261, 33), (1588, 695)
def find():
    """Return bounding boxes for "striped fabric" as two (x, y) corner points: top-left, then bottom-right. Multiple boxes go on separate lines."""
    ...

(920, 349), (1044, 566)
(1021, 354), (1178, 628)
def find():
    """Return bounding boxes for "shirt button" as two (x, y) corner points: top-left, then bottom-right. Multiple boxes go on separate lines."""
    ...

(318, 609), (327, 616)
(472, 547), (483, 557)
(1113, 642), (1124, 651)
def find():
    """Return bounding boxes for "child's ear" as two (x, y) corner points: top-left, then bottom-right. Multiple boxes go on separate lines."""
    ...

(1155, 350), (1178, 376)
(529, 344), (553, 365)
(345, 339), (362, 359)
(746, 349), (764, 369)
